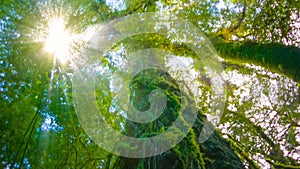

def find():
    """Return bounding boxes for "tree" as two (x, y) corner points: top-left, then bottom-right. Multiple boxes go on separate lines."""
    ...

(0, 0), (299, 168)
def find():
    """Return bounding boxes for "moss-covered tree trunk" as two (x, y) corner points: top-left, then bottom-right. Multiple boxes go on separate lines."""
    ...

(109, 68), (244, 169)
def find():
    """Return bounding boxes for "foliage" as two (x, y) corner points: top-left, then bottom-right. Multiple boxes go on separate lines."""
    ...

(0, 0), (299, 169)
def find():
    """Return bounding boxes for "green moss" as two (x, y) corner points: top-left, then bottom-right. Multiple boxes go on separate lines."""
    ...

(266, 158), (300, 169)
(212, 39), (300, 83)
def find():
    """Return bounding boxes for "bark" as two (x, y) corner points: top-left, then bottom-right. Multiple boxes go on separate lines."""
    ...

(110, 68), (244, 169)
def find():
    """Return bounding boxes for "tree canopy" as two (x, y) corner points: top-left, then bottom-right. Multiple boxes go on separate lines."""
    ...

(1, 0), (300, 169)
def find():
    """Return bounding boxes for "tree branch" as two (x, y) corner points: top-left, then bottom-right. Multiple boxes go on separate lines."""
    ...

(229, 0), (247, 33)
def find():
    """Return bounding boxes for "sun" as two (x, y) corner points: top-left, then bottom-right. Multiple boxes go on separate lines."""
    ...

(44, 18), (71, 64)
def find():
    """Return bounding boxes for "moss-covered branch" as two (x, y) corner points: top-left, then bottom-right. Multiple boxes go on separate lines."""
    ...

(211, 38), (300, 83)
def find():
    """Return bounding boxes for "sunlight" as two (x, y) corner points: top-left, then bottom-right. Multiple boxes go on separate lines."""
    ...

(44, 18), (71, 64)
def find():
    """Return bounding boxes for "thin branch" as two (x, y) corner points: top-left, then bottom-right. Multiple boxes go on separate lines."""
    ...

(19, 57), (58, 168)
(94, 0), (155, 20)
(105, 154), (112, 169)
(12, 108), (40, 167)
(229, 0), (247, 33)
(266, 158), (300, 169)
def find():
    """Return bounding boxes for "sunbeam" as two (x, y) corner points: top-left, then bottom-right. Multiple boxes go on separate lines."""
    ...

(44, 18), (71, 64)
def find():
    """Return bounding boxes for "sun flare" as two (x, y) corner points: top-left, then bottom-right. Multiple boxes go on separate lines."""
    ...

(44, 18), (71, 64)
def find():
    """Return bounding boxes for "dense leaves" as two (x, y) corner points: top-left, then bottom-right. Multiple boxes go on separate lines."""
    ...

(1, 0), (299, 169)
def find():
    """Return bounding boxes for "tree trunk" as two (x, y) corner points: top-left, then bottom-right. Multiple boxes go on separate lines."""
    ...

(110, 68), (245, 169)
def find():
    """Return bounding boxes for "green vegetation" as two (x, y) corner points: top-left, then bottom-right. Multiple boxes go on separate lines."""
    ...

(213, 39), (300, 83)
(1, 0), (299, 168)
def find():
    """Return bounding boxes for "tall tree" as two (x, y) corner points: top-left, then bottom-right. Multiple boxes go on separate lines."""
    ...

(0, 0), (299, 168)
